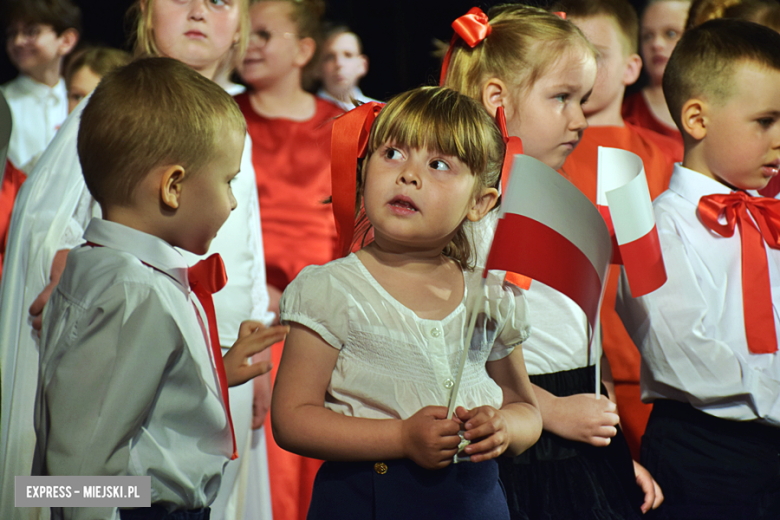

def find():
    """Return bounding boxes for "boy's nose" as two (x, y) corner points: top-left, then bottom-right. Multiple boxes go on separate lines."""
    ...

(189, 0), (207, 20)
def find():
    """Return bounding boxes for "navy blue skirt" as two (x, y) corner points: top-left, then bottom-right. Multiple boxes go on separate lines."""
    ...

(307, 458), (509, 520)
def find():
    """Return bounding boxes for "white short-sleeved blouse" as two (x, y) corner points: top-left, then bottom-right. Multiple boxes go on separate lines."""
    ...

(280, 254), (531, 420)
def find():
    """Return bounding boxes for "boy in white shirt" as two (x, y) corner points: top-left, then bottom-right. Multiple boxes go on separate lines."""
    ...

(33, 57), (287, 520)
(315, 25), (378, 111)
(1, 0), (79, 172)
(617, 19), (780, 520)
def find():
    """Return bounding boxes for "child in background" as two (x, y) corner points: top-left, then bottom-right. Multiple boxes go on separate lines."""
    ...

(617, 19), (780, 519)
(441, 4), (661, 518)
(556, 0), (679, 462)
(1, 0), (79, 172)
(315, 25), (378, 111)
(0, 2), (279, 520)
(622, 0), (689, 147)
(34, 56), (278, 520)
(235, 2), (343, 518)
(64, 46), (132, 113)
(272, 85), (542, 520)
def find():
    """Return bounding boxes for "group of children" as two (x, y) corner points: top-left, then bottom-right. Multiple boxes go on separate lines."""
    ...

(0, 0), (779, 519)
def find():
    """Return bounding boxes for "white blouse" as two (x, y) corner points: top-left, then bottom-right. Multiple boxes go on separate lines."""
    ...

(280, 253), (531, 420)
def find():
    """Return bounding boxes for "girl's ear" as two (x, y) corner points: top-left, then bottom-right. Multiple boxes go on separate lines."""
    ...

(481, 78), (509, 118)
(295, 37), (316, 68)
(160, 165), (186, 210)
(681, 98), (707, 141)
(467, 187), (499, 222)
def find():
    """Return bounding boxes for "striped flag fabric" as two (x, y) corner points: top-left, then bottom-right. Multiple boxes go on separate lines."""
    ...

(597, 147), (667, 297)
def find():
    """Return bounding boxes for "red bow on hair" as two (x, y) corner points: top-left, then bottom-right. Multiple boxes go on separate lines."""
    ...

(330, 102), (385, 258)
(188, 254), (239, 459)
(439, 7), (492, 86)
(698, 192), (780, 354)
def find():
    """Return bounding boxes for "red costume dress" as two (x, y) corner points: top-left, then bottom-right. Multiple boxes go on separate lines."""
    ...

(623, 91), (684, 155)
(561, 124), (675, 460)
(0, 159), (26, 282)
(236, 93), (343, 520)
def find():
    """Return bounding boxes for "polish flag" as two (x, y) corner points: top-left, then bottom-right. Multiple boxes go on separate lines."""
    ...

(597, 147), (667, 297)
(484, 154), (612, 332)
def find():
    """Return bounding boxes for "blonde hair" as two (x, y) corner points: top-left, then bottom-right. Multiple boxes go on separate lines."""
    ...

(78, 57), (246, 208)
(663, 18), (780, 130)
(129, 0), (250, 77)
(65, 46), (132, 86)
(686, 0), (780, 31)
(357, 87), (505, 269)
(554, 0), (640, 54)
(442, 4), (595, 103)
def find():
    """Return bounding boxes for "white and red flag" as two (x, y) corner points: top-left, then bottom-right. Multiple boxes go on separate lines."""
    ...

(597, 147), (667, 297)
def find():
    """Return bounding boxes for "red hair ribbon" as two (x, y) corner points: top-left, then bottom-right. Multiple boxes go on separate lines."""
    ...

(495, 106), (531, 290)
(439, 7), (492, 86)
(698, 192), (780, 354)
(188, 254), (239, 459)
(331, 102), (384, 258)
(553, 11), (567, 19)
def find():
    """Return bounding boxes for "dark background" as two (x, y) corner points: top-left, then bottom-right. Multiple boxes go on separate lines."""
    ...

(0, 0), (648, 99)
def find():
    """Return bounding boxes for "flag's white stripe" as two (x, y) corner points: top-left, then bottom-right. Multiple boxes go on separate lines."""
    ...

(501, 154), (612, 280)
(606, 169), (656, 245)
(597, 147), (643, 206)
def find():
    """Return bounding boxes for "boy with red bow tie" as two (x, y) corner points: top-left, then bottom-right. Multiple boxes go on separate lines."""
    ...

(32, 58), (288, 520)
(617, 19), (780, 520)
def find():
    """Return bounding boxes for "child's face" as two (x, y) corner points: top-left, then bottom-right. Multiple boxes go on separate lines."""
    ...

(67, 66), (101, 114)
(695, 61), (780, 190)
(570, 15), (634, 120)
(506, 48), (596, 170)
(640, 1), (688, 86)
(240, 1), (304, 89)
(5, 22), (66, 76)
(149, 0), (240, 80)
(363, 143), (483, 251)
(175, 129), (244, 255)
(319, 32), (367, 96)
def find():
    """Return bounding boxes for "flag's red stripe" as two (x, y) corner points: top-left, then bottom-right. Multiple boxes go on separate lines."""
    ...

(619, 225), (667, 297)
(597, 205), (622, 265)
(486, 213), (603, 328)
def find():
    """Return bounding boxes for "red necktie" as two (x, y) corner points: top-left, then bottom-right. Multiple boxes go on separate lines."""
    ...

(188, 254), (238, 459)
(698, 192), (780, 354)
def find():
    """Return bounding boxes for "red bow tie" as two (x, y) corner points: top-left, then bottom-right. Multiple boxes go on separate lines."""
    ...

(698, 192), (780, 354)
(189, 254), (237, 459)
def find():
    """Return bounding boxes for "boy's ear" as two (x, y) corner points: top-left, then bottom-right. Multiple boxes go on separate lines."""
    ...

(467, 187), (499, 222)
(357, 54), (368, 79)
(622, 53), (642, 87)
(58, 28), (79, 57)
(295, 37), (317, 68)
(681, 98), (707, 141)
(160, 165), (186, 210)
(482, 78), (509, 119)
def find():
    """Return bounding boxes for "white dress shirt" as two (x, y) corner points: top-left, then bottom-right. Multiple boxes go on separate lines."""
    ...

(316, 86), (378, 112)
(280, 254), (531, 419)
(34, 218), (232, 520)
(0, 75), (68, 172)
(0, 94), (272, 520)
(617, 164), (780, 426)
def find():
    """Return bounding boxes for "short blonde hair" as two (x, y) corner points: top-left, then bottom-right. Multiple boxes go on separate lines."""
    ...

(358, 86), (505, 269)
(663, 18), (780, 130)
(554, 0), (640, 54)
(442, 4), (595, 105)
(64, 46), (132, 86)
(129, 0), (250, 77)
(78, 57), (246, 208)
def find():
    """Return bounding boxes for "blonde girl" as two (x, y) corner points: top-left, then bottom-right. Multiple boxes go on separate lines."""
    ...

(442, 4), (662, 519)
(0, 2), (285, 519)
(271, 86), (542, 519)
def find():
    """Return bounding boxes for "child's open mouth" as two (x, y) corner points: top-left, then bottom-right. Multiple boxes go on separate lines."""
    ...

(389, 196), (419, 213)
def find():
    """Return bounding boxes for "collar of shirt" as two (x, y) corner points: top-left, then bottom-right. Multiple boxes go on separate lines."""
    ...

(15, 74), (66, 102)
(83, 218), (190, 291)
(668, 163), (759, 205)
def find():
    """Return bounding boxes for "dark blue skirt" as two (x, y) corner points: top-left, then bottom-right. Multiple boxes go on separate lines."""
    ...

(498, 365), (644, 520)
(307, 458), (509, 520)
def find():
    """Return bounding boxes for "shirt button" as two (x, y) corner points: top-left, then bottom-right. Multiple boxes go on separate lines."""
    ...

(374, 462), (388, 475)
(430, 328), (441, 338)
(443, 378), (454, 390)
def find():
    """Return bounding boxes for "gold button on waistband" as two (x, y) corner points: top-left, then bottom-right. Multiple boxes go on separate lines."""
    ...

(374, 462), (388, 475)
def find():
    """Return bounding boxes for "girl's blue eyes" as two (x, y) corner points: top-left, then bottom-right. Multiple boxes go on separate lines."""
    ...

(429, 160), (450, 171)
(210, 0), (228, 6)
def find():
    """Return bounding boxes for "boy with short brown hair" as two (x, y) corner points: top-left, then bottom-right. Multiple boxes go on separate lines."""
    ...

(618, 18), (780, 519)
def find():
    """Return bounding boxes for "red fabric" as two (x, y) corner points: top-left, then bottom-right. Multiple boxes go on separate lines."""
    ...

(623, 92), (684, 156)
(188, 254), (237, 459)
(698, 192), (780, 354)
(236, 95), (344, 291)
(440, 7), (491, 85)
(0, 159), (27, 283)
(561, 125), (674, 458)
